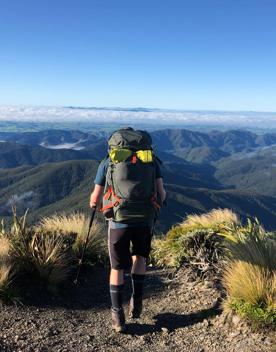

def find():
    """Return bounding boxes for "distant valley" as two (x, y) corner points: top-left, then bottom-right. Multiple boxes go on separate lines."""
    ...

(1, 127), (276, 230)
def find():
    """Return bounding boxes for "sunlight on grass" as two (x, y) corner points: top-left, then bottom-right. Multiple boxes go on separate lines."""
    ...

(181, 208), (239, 229)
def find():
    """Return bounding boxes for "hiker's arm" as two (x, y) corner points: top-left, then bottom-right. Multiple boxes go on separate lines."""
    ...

(156, 177), (166, 203)
(90, 184), (104, 208)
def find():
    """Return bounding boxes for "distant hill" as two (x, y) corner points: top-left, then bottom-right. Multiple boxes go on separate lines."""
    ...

(1, 159), (276, 231)
(0, 129), (103, 147)
(151, 129), (276, 162)
(0, 160), (99, 216)
(0, 142), (105, 168)
(164, 184), (276, 231)
(215, 145), (276, 196)
(2, 128), (276, 163)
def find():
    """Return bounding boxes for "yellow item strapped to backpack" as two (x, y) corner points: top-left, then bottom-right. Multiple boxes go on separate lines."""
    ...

(109, 148), (153, 163)
(136, 150), (153, 163)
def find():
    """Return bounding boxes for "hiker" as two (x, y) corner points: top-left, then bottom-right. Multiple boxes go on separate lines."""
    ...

(89, 127), (166, 333)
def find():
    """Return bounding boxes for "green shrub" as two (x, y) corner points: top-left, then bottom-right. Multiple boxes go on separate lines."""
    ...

(229, 300), (276, 326)
(152, 208), (238, 270)
(152, 227), (226, 274)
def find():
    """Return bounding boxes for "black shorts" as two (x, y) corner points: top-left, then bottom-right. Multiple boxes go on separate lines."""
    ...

(108, 225), (152, 270)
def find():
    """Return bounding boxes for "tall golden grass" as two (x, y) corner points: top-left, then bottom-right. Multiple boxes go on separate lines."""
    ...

(38, 212), (89, 236)
(181, 208), (239, 229)
(220, 220), (276, 324)
(0, 264), (12, 287)
(223, 262), (274, 308)
(37, 212), (107, 264)
(0, 235), (14, 301)
(0, 237), (11, 264)
(29, 232), (71, 287)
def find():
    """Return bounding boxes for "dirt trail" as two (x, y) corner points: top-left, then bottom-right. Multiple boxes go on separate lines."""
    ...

(0, 267), (274, 352)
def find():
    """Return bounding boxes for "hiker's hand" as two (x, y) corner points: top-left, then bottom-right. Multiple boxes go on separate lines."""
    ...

(89, 185), (104, 208)
(90, 198), (97, 208)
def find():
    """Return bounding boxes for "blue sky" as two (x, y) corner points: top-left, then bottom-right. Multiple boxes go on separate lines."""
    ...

(0, 0), (276, 111)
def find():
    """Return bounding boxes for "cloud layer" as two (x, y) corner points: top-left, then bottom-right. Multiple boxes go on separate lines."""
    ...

(0, 105), (276, 127)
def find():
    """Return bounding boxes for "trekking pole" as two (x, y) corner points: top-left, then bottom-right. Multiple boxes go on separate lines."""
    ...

(74, 206), (96, 285)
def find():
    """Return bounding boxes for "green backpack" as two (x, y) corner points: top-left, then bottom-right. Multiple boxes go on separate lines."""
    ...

(101, 128), (161, 223)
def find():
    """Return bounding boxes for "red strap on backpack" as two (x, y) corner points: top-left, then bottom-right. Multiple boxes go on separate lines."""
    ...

(131, 153), (137, 164)
(100, 187), (121, 212)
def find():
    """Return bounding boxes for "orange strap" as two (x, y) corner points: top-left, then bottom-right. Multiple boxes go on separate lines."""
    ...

(103, 186), (112, 200)
(131, 154), (137, 164)
(100, 187), (121, 212)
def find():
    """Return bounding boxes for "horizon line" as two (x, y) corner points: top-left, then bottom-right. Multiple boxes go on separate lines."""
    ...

(0, 103), (276, 114)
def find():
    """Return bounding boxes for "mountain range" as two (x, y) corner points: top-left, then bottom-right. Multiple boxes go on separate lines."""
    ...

(1, 127), (276, 230)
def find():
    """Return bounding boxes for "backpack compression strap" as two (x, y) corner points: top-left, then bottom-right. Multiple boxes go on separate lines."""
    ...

(100, 186), (121, 212)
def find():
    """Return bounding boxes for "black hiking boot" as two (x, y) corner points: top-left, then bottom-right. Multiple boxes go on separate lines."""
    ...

(111, 307), (126, 333)
(128, 296), (143, 319)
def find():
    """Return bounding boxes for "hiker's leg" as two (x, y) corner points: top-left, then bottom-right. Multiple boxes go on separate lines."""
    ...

(132, 255), (147, 275)
(110, 269), (124, 310)
(110, 269), (124, 285)
(129, 227), (152, 318)
(108, 226), (131, 310)
(131, 255), (146, 299)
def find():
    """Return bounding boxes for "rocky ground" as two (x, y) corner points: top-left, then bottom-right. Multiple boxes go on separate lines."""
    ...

(0, 266), (274, 352)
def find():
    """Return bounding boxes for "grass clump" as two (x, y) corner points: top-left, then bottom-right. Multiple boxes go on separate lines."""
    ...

(221, 219), (276, 326)
(182, 208), (239, 229)
(151, 208), (237, 273)
(0, 208), (107, 302)
(0, 235), (18, 303)
(38, 212), (107, 265)
(0, 264), (15, 303)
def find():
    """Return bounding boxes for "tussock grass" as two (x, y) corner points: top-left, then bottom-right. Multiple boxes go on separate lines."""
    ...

(38, 212), (107, 265)
(0, 227), (17, 303)
(0, 264), (12, 289)
(29, 232), (71, 288)
(0, 237), (11, 264)
(151, 208), (236, 271)
(0, 264), (17, 303)
(181, 208), (239, 229)
(220, 219), (276, 326)
(152, 208), (275, 326)
(38, 212), (88, 236)
(223, 262), (274, 307)
(0, 209), (108, 303)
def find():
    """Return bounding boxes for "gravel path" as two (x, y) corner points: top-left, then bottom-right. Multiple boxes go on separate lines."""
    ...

(0, 266), (274, 352)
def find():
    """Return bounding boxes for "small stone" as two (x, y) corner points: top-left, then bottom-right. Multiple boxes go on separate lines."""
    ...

(232, 315), (241, 326)
(204, 281), (213, 289)
(229, 330), (241, 338)
(85, 335), (93, 341)
(161, 327), (169, 333)
(263, 337), (271, 345)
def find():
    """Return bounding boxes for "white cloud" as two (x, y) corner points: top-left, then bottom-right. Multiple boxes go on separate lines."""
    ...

(0, 105), (276, 127)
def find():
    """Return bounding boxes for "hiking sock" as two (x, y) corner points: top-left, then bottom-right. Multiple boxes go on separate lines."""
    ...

(110, 284), (124, 310)
(131, 274), (145, 300)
